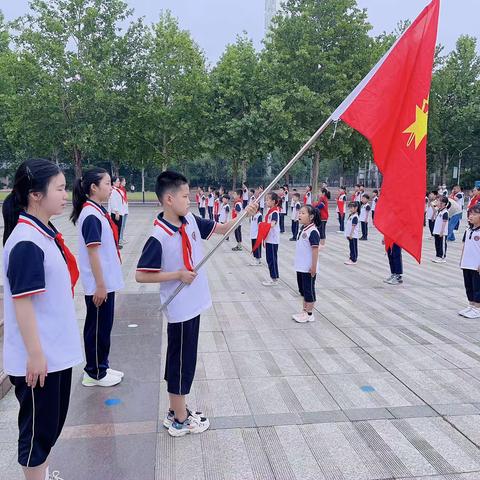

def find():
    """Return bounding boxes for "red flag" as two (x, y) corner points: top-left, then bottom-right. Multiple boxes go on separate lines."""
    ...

(332, 0), (440, 262)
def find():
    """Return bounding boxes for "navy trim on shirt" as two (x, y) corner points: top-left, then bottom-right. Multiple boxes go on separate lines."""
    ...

(82, 215), (102, 246)
(7, 241), (46, 297)
(137, 236), (163, 271)
(309, 230), (320, 247)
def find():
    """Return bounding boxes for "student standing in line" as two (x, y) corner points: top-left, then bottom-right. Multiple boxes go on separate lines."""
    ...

(3, 159), (83, 480)
(292, 205), (321, 323)
(119, 176), (129, 245)
(71, 167), (125, 388)
(136, 171), (256, 437)
(108, 177), (124, 250)
(432, 196), (449, 263)
(344, 201), (360, 265)
(458, 204), (480, 318)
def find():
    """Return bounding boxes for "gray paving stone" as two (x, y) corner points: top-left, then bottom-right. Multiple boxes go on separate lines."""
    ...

(299, 410), (349, 424)
(209, 415), (256, 430)
(433, 404), (480, 416)
(388, 405), (438, 418)
(254, 413), (302, 427)
(344, 407), (394, 421)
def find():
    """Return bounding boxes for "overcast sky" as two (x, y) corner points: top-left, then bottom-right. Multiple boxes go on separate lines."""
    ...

(2, 0), (479, 65)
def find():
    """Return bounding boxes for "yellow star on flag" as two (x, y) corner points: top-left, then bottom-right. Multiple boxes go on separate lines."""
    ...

(403, 98), (429, 149)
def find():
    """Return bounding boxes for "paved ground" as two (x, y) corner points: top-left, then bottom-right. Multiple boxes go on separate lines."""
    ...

(1, 206), (480, 480)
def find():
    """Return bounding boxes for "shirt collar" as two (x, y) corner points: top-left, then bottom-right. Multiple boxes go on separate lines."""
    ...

(19, 211), (57, 239)
(156, 212), (188, 234)
(86, 198), (108, 215)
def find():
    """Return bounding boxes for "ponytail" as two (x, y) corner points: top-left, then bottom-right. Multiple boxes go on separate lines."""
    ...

(70, 167), (108, 225)
(2, 192), (23, 246)
(2, 159), (61, 245)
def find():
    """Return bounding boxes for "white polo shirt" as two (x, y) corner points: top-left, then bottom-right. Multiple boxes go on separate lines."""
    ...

(359, 203), (371, 222)
(250, 212), (263, 239)
(305, 191), (312, 205)
(208, 193), (214, 207)
(242, 188), (249, 201)
(3, 213), (83, 376)
(433, 208), (449, 235)
(137, 212), (216, 323)
(371, 196), (378, 211)
(108, 187), (124, 216)
(282, 193), (289, 214)
(291, 201), (301, 221)
(345, 213), (360, 239)
(77, 200), (124, 295)
(265, 208), (280, 244)
(199, 195), (207, 209)
(461, 226), (480, 270)
(219, 203), (230, 223)
(294, 223), (320, 272)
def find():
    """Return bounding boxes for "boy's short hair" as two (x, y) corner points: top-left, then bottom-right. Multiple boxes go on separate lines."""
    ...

(155, 170), (188, 201)
(373, 189), (378, 194)
(362, 193), (370, 200)
(222, 194), (231, 201)
(293, 192), (301, 199)
(438, 195), (448, 205)
(236, 189), (243, 197)
(348, 201), (358, 209)
(214, 190), (220, 196)
(249, 189), (255, 194)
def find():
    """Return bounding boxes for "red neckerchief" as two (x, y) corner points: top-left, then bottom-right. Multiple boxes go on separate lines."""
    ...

(17, 217), (79, 296)
(120, 185), (128, 202)
(179, 223), (194, 271)
(265, 206), (280, 223)
(196, 193), (200, 205)
(232, 200), (243, 219)
(214, 199), (220, 215)
(82, 201), (122, 263)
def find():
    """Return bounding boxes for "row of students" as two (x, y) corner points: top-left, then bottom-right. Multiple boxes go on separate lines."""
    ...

(336, 187), (378, 234)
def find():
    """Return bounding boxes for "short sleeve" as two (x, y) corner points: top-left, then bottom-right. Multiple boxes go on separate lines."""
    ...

(7, 241), (46, 298)
(442, 212), (449, 221)
(309, 230), (320, 247)
(81, 215), (102, 246)
(352, 217), (359, 225)
(194, 215), (216, 240)
(296, 204), (301, 211)
(258, 215), (263, 223)
(225, 205), (230, 213)
(271, 212), (279, 223)
(136, 237), (162, 271)
(235, 204), (242, 212)
(366, 205), (371, 212)
(456, 193), (462, 200)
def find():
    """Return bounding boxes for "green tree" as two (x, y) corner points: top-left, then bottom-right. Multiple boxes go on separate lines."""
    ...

(129, 11), (210, 173)
(428, 35), (480, 187)
(208, 35), (267, 189)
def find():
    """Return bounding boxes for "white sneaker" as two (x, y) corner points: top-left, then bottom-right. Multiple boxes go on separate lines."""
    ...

(292, 311), (306, 321)
(262, 279), (279, 286)
(48, 471), (64, 480)
(249, 260), (262, 266)
(107, 368), (124, 378)
(464, 307), (480, 319)
(168, 412), (210, 437)
(293, 311), (315, 323)
(82, 371), (122, 387)
(431, 258), (446, 263)
(458, 306), (473, 317)
(336, 231), (344, 234)
(344, 260), (357, 265)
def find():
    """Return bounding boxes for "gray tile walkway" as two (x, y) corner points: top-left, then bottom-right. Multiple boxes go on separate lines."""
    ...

(1, 206), (480, 479)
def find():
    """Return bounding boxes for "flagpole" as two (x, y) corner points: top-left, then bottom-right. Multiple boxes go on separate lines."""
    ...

(159, 115), (334, 312)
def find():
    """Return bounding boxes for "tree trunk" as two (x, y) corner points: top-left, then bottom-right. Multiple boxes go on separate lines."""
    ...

(111, 160), (120, 179)
(73, 146), (83, 178)
(311, 151), (320, 199)
(232, 159), (238, 191)
(241, 159), (247, 184)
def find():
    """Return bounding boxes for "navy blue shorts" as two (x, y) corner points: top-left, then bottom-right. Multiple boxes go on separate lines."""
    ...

(463, 269), (480, 303)
(296, 272), (317, 303)
(9, 368), (72, 467)
(164, 316), (200, 395)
